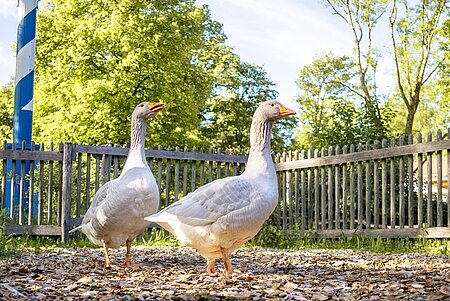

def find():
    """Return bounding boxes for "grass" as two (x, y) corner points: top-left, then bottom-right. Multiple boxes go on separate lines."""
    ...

(0, 228), (179, 259)
(1, 226), (450, 259)
(246, 225), (450, 255)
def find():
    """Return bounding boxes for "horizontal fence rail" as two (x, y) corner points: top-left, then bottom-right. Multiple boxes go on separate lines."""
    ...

(1, 129), (450, 241)
(275, 130), (450, 238)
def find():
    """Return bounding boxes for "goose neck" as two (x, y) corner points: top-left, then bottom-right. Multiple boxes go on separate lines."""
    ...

(245, 119), (274, 174)
(122, 116), (148, 172)
(130, 117), (147, 150)
(249, 119), (272, 155)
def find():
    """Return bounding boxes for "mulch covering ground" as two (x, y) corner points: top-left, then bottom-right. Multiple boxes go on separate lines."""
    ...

(1, 246), (450, 300)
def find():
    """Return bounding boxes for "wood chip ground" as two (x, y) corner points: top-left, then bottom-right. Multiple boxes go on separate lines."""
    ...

(1, 246), (450, 300)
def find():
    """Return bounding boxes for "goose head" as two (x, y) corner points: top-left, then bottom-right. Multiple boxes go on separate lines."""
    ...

(254, 100), (296, 122)
(133, 102), (165, 121)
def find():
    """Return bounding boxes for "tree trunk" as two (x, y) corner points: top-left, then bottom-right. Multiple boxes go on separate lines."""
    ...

(404, 92), (420, 136)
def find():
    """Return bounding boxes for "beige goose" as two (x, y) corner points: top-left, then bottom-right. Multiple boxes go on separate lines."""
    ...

(145, 100), (295, 274)
(70, 102), (164, 268)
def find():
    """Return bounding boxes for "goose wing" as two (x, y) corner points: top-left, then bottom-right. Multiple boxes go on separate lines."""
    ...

(146, 176), (252, 226)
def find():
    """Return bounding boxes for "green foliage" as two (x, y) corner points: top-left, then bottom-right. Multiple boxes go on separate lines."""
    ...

(0, 82), (14, 141)
(28, 0), (294, 150)
(321, 1), (388, 139)
(386, 84), (450, 137)
(0, 231), (96, 259)
(292, 52), (391, 150)
(34, 0), (221, 147)
(389, 0), (447, 135)
(246, 225), (450, 255)
(200, 58), (296, 152)
(139, 228), (180, 247)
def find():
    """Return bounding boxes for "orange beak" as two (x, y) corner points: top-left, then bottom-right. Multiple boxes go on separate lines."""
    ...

(148, 102), (165, 113)
(279, 103), (296, 117)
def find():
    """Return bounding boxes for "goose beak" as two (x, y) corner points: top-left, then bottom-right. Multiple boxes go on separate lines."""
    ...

(279, 103), (296, 117)
(148, 102), (165, 113)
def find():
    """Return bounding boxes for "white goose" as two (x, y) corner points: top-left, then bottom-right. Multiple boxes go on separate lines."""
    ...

(70, 102), (164, 268)
(145, 100), (295, 274)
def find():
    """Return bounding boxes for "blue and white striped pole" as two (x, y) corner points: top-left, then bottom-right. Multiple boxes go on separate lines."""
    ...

(13, 0), (38, 144)
(6, 0), (39, 220)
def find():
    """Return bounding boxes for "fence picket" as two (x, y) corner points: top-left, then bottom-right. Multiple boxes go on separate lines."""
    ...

(38, 143), (44, 225)
(350, 144), (355, 230)
(75, 146), (82, 219)
(373, 140), (379, 229)
(390, 138), (396, 228)
(437, 130), (443, 227)
(85, 149), (91, 209)
(275, 152), (281, 230)
(448, 129), (450, 226)
(157, 145), (163, 196)
(417, 133), (424, 229)
(282, 151), (287, 231)
(407, 135), (414, 228)
(165, 146), (172, 207)
(1, 141), (5, 213)
(47, 142), (53, 225)
(294, 151), (299, 227)
(328, 146), (333, 230)
(200, 147), (205, 186)
(288, 150), (293, 230)
(342, 145), (348, 230)
(183, 146), (188, 196)
(300, 150), (306, 231)
(427, 133), (433, 227)
(314, 149), (320, 230)
(321, 148), (326, 230)
(381, 139), (387, 229)
(174, 146), (180, 203)
(373, 140), (380, 229)
(399, 136), (405, 228)
(357, 143), (363, 230)
(307, 149), (313, 229)
(335, 145), (340, 229)
(191, 147), (197, 192)
(18, 141), (26, 225)
(27, 141), (35, 225)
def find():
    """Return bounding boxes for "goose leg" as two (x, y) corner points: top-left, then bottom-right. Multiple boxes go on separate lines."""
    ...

(122, 239), (133, 267)
(103, 241), (112, 269)
(205, 259), (217, 274)
(221, 248), (234, 275)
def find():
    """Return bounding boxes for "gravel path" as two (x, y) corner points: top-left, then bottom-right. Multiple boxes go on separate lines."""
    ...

(1, 246), (450, 300)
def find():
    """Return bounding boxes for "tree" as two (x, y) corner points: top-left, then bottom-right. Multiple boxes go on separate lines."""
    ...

(0, 82), (14, 141)
(31, 0), (295, 151)
(33, 0), (225, 147)
(293, 52), (389, 150)
(389, 0), (447, 136)
(323, 0), (387, 139)
(200, 52), (296, 152)
(387, 76), (450, 138)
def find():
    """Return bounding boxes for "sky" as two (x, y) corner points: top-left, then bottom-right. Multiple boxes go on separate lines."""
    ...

(0, 0), (380, 110)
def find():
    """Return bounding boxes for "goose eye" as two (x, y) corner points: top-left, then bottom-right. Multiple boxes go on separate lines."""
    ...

(139, 104), (144, 107)
(271, 104), (275, 107)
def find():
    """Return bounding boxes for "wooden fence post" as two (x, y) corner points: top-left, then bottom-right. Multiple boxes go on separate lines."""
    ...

(61, 142), (74, 243)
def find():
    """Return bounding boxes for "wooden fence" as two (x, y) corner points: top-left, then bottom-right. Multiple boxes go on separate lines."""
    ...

(0, 141), (247, 242)
(275, 130), (450, 238)
(1, 129), (450, 241)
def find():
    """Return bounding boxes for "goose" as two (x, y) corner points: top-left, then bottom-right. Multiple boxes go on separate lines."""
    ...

(70, 102), (164, 268)
(145, 100), (295, 274)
